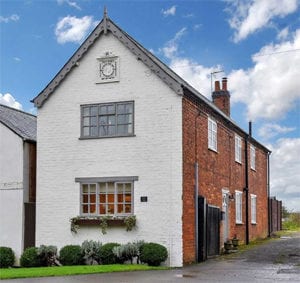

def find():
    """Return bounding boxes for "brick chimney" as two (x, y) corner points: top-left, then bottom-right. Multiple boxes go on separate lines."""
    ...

(212, 77), (230, 116)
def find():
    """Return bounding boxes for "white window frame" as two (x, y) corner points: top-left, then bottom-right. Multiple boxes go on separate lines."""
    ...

(80, 181), (134, 217)
(208, 117), (217, 151)
(235, 135), (242, 163)
(235, 190), (243, 224)
(250, 145), (256, 170)
(251, 194), (257, 224)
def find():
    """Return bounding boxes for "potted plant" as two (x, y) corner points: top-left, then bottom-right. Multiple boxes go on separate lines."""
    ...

(224, 240), (232, 252)
(232, 235), (239, 248)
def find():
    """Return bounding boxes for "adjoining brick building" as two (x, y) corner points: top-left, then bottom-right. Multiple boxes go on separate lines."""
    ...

(32, 11), (271, 266)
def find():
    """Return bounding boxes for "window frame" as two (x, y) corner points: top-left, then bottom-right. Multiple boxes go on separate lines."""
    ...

(235, 134), (242, 163)
(80, 101), (134, 139)
(77, 177), (137, 217)
(208, 117), (217, 152)
(235, 190), (243, 224)
(251, 194), (257, 224)
(250, 145), (256, 170)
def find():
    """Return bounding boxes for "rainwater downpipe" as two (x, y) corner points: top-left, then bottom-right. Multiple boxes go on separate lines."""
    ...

(267, 152), (271, 237)
(194, 111), (200, 262)
(244, 121), (251, 245)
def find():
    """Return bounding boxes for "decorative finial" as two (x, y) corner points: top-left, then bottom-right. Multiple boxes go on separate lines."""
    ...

(103, 6), (108, 34)
(104, 6), (108, 19)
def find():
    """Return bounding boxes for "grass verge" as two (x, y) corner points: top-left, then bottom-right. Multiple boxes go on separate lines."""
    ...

(0, 264), (168, 280)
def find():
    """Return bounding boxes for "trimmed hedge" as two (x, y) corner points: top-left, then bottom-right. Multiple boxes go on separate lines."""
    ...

(59, 245), (83, 266)
(0, 247), (15, 268)
(20, 247), (41, 267)
(140, 243), (168, 266)
(99, 243), (120, 264)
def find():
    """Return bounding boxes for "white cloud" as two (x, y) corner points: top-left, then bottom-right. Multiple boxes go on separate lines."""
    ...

(55, 15), (96, 44)
(277, 27), (289, 41)
(161, 28), (187, 59)
(269, 138), (300, 212)
(161, 5), (176, 17)
(13, 57), (21, 62)
(160, 28), (221, 97)
(227, 0), (299, 42)
(57, 0), (81, 10)
(258, 123), (295, 140)
(228, 28), (300, 121)
(0, 93), (22, 110)
(0, 14), (20, 23)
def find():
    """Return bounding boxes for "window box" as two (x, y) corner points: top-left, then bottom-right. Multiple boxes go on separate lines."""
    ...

(70, 215), (136, 234)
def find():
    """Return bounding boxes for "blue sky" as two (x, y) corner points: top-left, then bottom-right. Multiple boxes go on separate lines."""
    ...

(1, 0), (299, 211)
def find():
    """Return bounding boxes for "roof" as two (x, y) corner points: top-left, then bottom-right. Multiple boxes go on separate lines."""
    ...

(31, 11), (270, 153)
(0, 104), (37, 142)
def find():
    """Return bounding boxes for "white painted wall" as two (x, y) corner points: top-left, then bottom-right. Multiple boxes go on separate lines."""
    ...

(36, 33), (183, 266)
(0, 123), (24, 262)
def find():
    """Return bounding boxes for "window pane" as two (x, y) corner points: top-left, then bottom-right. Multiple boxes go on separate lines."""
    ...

(125, 183), (131, 191)
(117, 125), (126, 135)
(118, 204), (124, 213)
(91, 127), (98, 136)
(99, 106), (107, 115)
(117, 194), (123, 202)
(83, 127), (90, 136)
(107, 204), (114, 214)
(91, 106), (98, 115)
(117, 104), (126, 114)
(91, 116), (97, 126)
(100, 126), (108, 136)
(125, 204), (131, 213)
(83, 107), (90, 116)
(125, 103), (133, 113)
(108, 116), (116, 125)
(107, 194), (114, 202)
(82, 205), (88, 213)
(107, 105), (115, 114)
(99, 116), (107, 124)
(99, 183), (106, 192)
(125, 194), (131, 202)
(90, 194), (96, 203)
(83, 117), (90, 126)
(99, 194), (106, 203)
(82, 195), (88, 203)
(90, 184), (96, 192)
(108, 126), (115, 135)
(90, 204), (96, 213)
(82, 184), (89, 193)
(99, 204), (106, 214)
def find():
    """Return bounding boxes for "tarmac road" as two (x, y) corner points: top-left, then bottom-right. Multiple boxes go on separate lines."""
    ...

(2, 232), (300, 283)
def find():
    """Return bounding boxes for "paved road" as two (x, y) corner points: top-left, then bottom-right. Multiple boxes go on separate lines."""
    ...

(3, 232), (300, 283)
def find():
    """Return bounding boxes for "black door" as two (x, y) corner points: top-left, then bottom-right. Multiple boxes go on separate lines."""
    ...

(206, 205), (220, 257)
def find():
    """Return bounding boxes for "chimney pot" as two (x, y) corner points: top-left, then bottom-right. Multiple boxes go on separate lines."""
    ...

(214, 80), (220, 91)
(222, 77), (227, 91)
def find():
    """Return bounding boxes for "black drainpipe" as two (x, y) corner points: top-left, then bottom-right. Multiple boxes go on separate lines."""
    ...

(244, 121), (251, 245)
(267, 152), (271, 237)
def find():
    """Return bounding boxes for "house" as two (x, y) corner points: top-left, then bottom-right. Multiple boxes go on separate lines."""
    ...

(0, 104), (36, 262)
(32, 11), (270, 267)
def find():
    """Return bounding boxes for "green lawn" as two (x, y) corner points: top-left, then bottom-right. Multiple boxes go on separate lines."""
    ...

(0, 264), (168, 280)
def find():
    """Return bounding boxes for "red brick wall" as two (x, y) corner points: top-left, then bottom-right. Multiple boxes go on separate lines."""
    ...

(182, 96), (269, 264)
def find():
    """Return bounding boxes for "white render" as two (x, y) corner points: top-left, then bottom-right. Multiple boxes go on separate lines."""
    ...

(36, 33), (183, 266)
(0, 123), (24, 262)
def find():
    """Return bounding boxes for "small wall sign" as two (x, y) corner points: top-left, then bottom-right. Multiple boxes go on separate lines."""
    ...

(140, 196), (148, 202)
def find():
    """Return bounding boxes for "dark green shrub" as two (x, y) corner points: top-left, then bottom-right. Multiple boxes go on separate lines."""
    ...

(99, 243), (120, 264)
(38, 245), (59, 266)
(81, 240), (102, 265)
(59, 245), (83, 266)
(140, 243), (168, 266)
(0, 247), (15, 268)
(20, 247), (41, 267)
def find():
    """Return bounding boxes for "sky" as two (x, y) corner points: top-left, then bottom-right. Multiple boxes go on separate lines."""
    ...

(0, 0), (299, 212)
